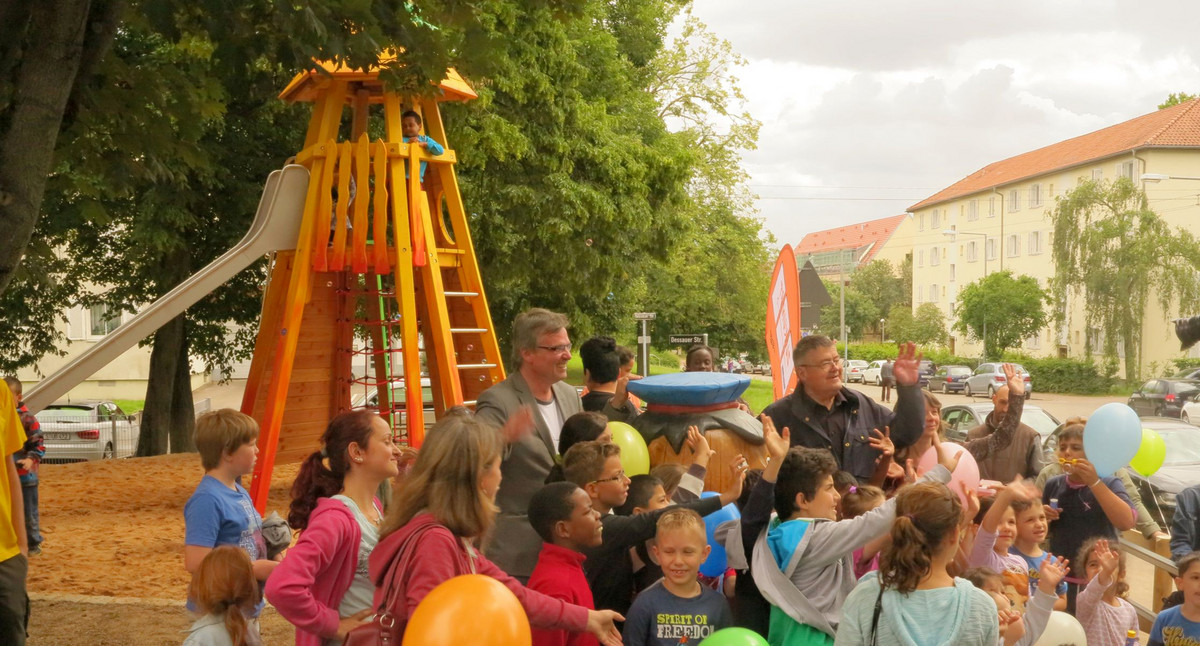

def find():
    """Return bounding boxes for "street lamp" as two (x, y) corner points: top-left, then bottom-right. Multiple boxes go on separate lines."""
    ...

(943, 228), (989, 358)
(1141, 173), (1200, 182)
(880, 318), (885, 343)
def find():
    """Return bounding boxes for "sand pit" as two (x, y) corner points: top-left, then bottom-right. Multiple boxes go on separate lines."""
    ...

(23, 454), (301, 644)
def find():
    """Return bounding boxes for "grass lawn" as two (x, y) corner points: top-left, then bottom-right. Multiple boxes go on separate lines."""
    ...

(114, 399), (145, 414)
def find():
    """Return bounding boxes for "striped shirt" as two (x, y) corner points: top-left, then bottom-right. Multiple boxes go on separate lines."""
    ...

(1076, 573), (1139, 646)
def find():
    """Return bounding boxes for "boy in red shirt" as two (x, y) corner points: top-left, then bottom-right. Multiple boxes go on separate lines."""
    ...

(528, 482), (606, 646)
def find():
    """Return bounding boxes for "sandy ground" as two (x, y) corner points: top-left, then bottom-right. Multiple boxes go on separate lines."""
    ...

(25, 454), (300, 644)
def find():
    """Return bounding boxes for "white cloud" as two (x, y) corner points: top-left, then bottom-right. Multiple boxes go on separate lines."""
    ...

(684, 0), (1200, 246)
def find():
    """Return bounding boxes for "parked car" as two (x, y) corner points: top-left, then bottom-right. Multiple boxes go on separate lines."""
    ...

(917, 360), (937, 387)
(862, 360), (885, 385)
(927, 365), (972, 394)
(1043, 416), (1200, 527)
(35, 400), (139, 462)
(963, 362), (1032, 399)
(1181, 395), (1200, 425)
(352, 377), (437, 430)
(1175, 368), (1200, 381)
(1128, 379), (1200, 418)
(844, 360), (870, 383)
(940, 401), (1062, 463)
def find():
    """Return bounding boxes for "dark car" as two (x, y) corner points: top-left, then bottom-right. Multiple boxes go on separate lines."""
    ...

(1175, 368), (1200, 381)
(1044, 417), (1200, 527)
(927, 365), (972, 394)
(940, 402), (1062, 463)
(1127, 379), (1200, 418)
(917, 360), (937, 387)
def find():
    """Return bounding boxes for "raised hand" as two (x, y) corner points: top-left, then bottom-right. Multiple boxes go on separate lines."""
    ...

(500, 405), (536, 444)
(904, 458), (917, 484)
(686, 425), (714, 468)
(760, 415), (791, 461)
(1070, 459), (1101, 487)
(1038, 554), (1069, 594)
(1094, 539), (1121, 579)
(869, 426), (895, 462)
(719, 454), (749, 506)
(1003, 363), (1025, 396)
(612, 373), (641, 409)
(961, 481), (981, 524)
(934, 439), (960, 474)
(891, 342), (923, 386)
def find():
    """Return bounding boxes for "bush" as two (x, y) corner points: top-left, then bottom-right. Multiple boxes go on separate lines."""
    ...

(838, 343), (976, 368)
(1002, 355), (1114, 394)
(1172, 357), (1200, 374)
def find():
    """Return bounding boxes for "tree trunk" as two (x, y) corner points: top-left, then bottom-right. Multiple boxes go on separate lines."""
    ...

(1124, 331), (1139, 386)
(137, 313), (186, 456)
(169, 329), (196, 453)
(0, 0), (94, 296)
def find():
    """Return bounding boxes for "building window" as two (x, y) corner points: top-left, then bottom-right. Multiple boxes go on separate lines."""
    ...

(930, 283), (938, 303)
(931, 209), (941, 230)
(986, 237), (997, 261)
(1026, 332), (1041, 349)
(1092, 168), (1103, 181)
(968, 200), (978, 221)
(1006, 234), (1021, 257)
(989, 196), (996, 217)
(90, 304), (121, 337)
(967, 241), (978, 262)
(916, 285), (923, 303)
(1120, 160), (1137, 181)
(1028, 230), (1043, 255)
(930, 246), (940, 266)
(949, 264), (956, 282)
(918, 250), (925, 267)
(1030, 183), (1042, 208)
(919, 213), (925, 231)
(1008, 188), (1020, 212)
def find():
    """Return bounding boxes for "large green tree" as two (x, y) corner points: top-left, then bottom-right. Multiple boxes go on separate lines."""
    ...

(1050, 177), (1200, 381)
(820, 278), (879, 342)
(953, 270), (1047, 359)
(850, 259), (903, 330)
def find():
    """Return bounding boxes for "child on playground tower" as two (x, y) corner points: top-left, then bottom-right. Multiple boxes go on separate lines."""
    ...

(401, 110), (444, 182)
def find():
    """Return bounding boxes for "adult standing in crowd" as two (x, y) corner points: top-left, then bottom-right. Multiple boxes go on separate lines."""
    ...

(967, 382), (1044, 482)
(475, 308), (626, 581)
(879, 358), (894, 403)
(761, 335), (925, 482)
(0, 382), (27, 646)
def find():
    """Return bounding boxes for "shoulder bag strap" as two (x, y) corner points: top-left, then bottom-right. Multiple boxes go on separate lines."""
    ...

(372, 525), (432, 641)
(870, 583), (885, 646)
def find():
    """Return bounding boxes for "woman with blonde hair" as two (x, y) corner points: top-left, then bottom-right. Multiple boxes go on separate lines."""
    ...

(365, 412), (623, 644)
(834, 482), (998, 646)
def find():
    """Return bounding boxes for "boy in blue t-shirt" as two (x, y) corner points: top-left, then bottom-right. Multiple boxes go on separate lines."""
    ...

(184, 409), (277, 613)
(622, 508), (732, 646)
(401, 110), (444, 182)
(1150, 552), (1200, 646)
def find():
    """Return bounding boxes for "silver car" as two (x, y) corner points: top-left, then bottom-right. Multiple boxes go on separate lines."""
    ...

(35, 401), (140, 462)
(964, 362), (1032, 399)
(939, 401), (1061, 462)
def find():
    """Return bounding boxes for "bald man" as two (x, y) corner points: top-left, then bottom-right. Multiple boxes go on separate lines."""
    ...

(966, 384), (1044, 482)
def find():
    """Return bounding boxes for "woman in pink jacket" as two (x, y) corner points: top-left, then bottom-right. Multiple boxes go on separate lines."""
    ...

(264, 409), (399, 646)
(368, 411), (623, 645)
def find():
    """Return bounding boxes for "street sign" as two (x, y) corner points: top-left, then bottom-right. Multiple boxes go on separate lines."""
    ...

(633, 312), (656, 321)
(637, 335), (652, 344)
(669, 334), (707, 345)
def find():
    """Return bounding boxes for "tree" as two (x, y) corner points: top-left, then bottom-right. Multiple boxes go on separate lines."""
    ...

(819, 279), (879, 342)
(910, 304), (949, 346)
(1160, 92), (1198, 110)
(898, 254), (913, 308)
(953, 270), (1047, 359)
(850, 260), (902, 328)
(1050, 177), (1200, 382)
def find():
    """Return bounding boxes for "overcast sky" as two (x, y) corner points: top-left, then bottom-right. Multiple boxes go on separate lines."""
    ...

(684, 0), (1200, 247)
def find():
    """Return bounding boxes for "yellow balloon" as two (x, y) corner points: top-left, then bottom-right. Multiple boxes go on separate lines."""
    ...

(607, 421), (650, 475)
(1129, 428), (1167, 477)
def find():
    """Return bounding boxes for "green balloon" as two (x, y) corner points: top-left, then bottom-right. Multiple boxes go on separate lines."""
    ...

(1129, 427), (1166, 477)
(699, 627), (769, 646)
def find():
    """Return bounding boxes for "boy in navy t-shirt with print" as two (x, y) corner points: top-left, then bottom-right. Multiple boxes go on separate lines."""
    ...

(622, 508), (732, 646)
(1150, 552), (1200, 646)
(183, 409), (278, 615)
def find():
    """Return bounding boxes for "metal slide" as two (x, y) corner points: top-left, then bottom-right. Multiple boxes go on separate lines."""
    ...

(24, 165), (310, 412)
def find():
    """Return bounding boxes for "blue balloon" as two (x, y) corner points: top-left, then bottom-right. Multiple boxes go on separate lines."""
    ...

(1083, 403), (1143, 477)
(698, 491), (742, 577)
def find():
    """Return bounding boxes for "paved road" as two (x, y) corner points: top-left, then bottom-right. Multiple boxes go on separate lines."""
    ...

(846, 379), (1128, 420)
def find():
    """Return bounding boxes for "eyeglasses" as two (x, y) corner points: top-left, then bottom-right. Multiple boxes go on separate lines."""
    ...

(590, 470), (627, 485)
(800, 357), (843, 371)
(538, 344), (572, 354)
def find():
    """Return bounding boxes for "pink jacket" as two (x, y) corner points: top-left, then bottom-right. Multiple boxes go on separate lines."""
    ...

(265, 497), (371, 646)
(368, 513), (589, 638)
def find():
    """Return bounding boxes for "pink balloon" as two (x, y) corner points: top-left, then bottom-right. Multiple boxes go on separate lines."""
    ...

(916, 442), (980, 506)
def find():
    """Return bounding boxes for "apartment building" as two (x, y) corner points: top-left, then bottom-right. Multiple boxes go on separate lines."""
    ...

(795, 213), (914, 277)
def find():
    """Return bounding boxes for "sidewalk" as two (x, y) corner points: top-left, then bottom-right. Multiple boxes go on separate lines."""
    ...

(192, 378), (247, 412)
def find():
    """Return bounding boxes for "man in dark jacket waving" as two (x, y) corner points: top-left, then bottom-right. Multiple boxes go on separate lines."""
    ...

(761, 335), (925, 482)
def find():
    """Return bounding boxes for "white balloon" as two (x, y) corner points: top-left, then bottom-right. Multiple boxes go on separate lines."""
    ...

(1033, 611), (1087, 646)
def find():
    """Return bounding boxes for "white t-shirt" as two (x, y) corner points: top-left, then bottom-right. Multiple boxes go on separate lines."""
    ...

(331, 494), (381, 643)
(536, 397), (564, 450)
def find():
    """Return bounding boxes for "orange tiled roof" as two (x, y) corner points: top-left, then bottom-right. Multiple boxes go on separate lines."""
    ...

(795, 214), (908, 264)
(910, 99), (1200, 211)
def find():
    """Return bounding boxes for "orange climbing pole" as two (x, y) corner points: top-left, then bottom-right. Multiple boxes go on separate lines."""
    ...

(242, 61), (506, 511)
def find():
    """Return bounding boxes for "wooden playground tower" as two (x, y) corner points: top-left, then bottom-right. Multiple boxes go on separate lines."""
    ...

(242, 61), (505, 510)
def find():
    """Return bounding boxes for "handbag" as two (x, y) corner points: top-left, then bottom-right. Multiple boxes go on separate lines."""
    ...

(343, 525), (431, 646)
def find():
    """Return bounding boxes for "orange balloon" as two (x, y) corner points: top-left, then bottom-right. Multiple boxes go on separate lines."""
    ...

(402, 574), (531, 646)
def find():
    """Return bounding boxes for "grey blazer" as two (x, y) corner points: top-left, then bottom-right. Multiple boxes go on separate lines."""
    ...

(475, 372), (583, 578)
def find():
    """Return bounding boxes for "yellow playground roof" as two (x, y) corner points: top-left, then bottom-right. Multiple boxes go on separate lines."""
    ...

(279, 56), (477, 103)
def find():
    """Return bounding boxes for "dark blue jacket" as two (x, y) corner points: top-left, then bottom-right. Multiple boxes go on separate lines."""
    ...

(760, 384), (925, 480)
(1171, 484), (1200, 561)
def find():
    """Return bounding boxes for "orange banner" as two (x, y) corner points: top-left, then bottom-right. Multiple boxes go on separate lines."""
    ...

(765, 245), (801, 400)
